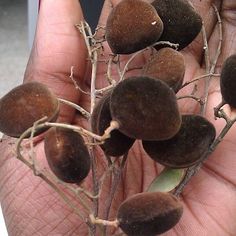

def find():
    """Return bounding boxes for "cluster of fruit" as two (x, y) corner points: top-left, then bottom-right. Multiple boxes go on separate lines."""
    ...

(0, 0), (235, 235)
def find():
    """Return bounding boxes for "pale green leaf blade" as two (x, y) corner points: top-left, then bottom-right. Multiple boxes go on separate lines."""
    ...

(147, 168), (185, 192)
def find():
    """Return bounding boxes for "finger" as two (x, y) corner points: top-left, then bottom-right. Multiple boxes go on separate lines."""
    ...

(203, 0), (236, 187)
(208, 0), (236, 72)
(25, 0), (87, 122)
(0, 1), (89, 235)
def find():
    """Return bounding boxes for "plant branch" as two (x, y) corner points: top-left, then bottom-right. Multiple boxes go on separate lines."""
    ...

(201, 4), (222, 115)
(180, 73), (220, 89)
(103, 153), (128, 235)
(210, 4), (223, 75)
(174, 110), (236, 196)
(89, 214), (119, 228)
(177, 95), (204, 106)
(175, 5), (223, 196)
(106, 55), (117, 85)
(119, 41), (178, 81)
(58, 98), (90, 119)
(69, 66), (91, 96)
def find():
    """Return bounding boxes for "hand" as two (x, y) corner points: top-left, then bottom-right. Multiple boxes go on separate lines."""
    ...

(0, 0), (236, 235)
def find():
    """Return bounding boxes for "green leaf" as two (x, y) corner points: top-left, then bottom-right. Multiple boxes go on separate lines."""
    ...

(147, 168), (185, 193)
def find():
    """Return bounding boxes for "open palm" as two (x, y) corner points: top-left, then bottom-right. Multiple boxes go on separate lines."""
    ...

(0, 0), (236, 235)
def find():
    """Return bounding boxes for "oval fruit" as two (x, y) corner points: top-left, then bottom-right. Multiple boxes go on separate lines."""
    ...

(142, 47), (185, 93)
(0, 81), (59, 138)
(117, 192), (183, 236)
(44, 127), (91, 184)
(110, 76), (181, 140)
(220, 54), (236, 108)
(143, 115), (216, 168)
(106, 0), (163, 54)
(152, 0), (202, 50)
(91, 92), (135, 156)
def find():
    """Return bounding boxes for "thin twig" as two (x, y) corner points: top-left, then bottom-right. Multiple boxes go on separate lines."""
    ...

(76, 21), (99, 113)
(29, 117), (47, 175)
(103, 153), (128, 235)
(15, 121), (104, 143)
(177, 95), (204, 106)
(106, 55), (117, 85)
(119, 41), (178, 81)
(96, 84), (114, 96)
(201, 4), (222, 114)
(180, 73), (220, 89)
(210, 4), (223, 74)
(76, 23), (92, 58)
(214, 100), (227, 119)
(119, 49), (148, 81)
(89, 146), (99, 232)
(76, 186), (100, 199)
(200, 23), (212, 115)
(202, 23), (210, 73)
(69, 66), (90, 95)
(45, 122), (103, 141)
(58, 98), (90, 119)
(89, 214), (119, 228)
(47, 171), (92, 214)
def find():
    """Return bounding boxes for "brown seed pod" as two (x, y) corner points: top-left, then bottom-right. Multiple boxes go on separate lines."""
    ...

(142, 48), (185, 93)
(91, 92), (135, 157)
(110, 76), (181, 140)
(152, 0), (202, 50)
(220, 54), (236, 108)
(44, 127), (91, 184)
(117, 192), (183, 236)
(143, 114), (216, 168)
(105, 0), (163, 54)
(0, 81), (59, 138)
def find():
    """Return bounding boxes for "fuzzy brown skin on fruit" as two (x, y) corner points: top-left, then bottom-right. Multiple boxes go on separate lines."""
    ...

(152, 0), (202, 50)
(117, 192), (183, 236)
(220, 54), (236, 108)
(143, 114), (216, 168)
(110, 76), (181, 141)
(105, 0), (163, 54)
(0, 81), (59, 138)
(91, 91), (135, 157)
(142, 47), (185, 93)
(44, 127), (91, 184)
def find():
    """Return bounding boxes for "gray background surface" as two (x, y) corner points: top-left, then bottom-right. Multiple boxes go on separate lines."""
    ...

(0, 0), (29, 97)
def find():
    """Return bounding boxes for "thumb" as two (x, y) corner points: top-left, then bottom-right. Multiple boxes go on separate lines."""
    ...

(24, 0), (87, 123)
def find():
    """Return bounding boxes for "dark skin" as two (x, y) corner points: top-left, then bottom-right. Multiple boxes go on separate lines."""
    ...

(0, 0), (236, 235)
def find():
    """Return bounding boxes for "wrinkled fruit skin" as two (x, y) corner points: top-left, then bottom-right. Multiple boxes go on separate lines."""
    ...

(117, 192), (183, 236)
(220, 54), (236, 108)
(143, 114), (216, 168)
(106, 0), (163, 54)
(110, 76), (181, 140)
(0, 81), (59, 138)
(152, 0), (202, 50)
(142, 47), (185, 93)
(91, 91), (135, 157)
(44, 127), (91, 184)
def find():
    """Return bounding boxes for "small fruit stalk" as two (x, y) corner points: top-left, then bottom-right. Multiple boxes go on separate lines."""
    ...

(0, 1), (234, 236)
